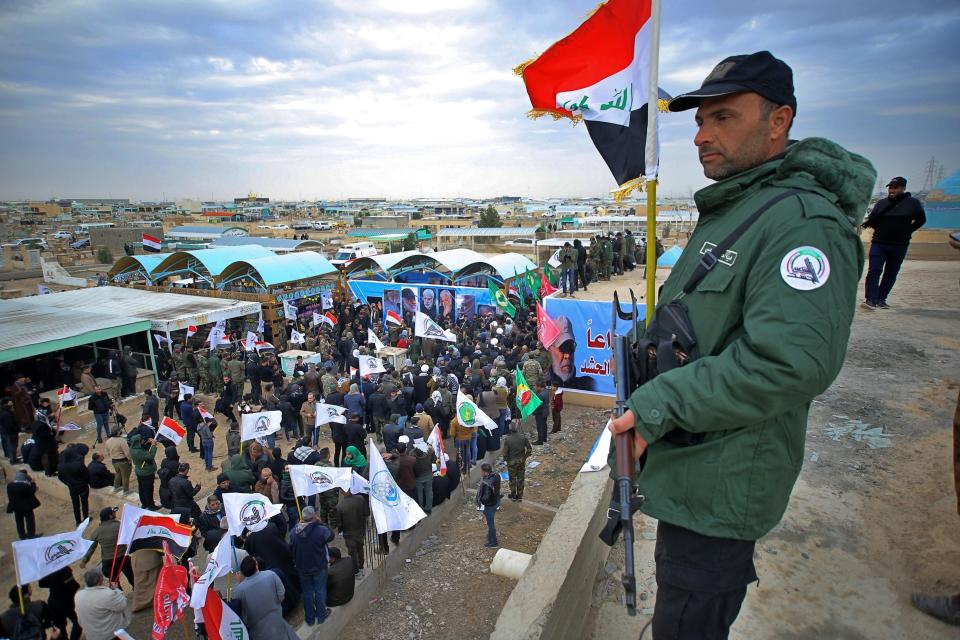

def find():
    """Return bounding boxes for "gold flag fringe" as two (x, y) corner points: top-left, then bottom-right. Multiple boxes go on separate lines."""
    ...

(658, 98), (671, 113)
(582, 0), (610, 21)
(525, 108), (582, 125)
(513, 57), (537, 77)
(610, 176), (647, 203)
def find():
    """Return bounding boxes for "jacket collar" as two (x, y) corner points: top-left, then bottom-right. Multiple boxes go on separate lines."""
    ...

(694, 154), (784, 216)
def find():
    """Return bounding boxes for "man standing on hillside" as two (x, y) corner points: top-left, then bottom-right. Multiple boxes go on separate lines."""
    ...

(861, 176), (926, 309)
(609, 51), (875, 638)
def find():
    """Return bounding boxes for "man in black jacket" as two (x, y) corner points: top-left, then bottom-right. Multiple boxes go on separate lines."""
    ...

(0, 398), (19, 463)
(216, 375), (238, 423)
(861, 176), (926, 309)
(169, 463), (201, 524)
(141, 389), (160, 427)
(87, 452), (115, 489)
(59, 444), (91, 524)
(87, 385), (114, 444)
(367, 386), (390, 441)
(6, 469), (40, 538)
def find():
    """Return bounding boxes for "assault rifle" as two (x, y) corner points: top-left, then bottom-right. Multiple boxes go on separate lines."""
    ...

(601, 290), (645, 616)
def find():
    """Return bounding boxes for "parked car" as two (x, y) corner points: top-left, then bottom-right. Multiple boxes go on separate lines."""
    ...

(256, 224), (271, 229)
(330, 242), (377, 268)
(272, 224), (290, 230)
(70, 238), (90, 250)
(292, 221), (313, 230)
(8, 237), (48, 250)
(312, 221), (332, 231)
(53, 231), (74, 240)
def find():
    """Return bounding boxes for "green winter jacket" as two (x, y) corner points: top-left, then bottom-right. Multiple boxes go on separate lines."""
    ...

(626, 137), (876, 541)
(129, 434), (158, 477)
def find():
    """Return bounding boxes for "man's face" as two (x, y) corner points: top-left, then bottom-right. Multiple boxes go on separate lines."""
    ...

(887, 184), (906, 198)
(209, 499), (221, 511)
(694, 92), (784, 181)
(549, 339), (575, 380)
(422, 289), (435, 308)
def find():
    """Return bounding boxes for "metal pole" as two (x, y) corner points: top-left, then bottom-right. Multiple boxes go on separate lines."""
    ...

(644, 0), (662, 326)
(146, 330), (159, 386)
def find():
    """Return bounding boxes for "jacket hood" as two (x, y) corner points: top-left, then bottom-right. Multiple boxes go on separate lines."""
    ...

(695, 137), (876, 226)
(228, 454), (247, 471)
(774, 137), (876, 225)
(164, 446), (179, 461)
(129, 434), (142, 447)
(295, 520), (315, 537)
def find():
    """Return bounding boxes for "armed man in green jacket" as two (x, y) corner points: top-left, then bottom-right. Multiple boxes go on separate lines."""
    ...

(609, 51), (875, 638)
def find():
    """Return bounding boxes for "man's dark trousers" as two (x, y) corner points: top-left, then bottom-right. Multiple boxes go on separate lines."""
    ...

(651, 521), (757, 640)
(865, 242), (909, 304)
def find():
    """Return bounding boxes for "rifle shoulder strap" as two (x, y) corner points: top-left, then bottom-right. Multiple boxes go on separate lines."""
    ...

(681, 188), (803, 296)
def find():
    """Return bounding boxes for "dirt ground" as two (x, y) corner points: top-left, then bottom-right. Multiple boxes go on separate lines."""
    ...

(591, 259), (960, 640)
(349, 405), (605, 640)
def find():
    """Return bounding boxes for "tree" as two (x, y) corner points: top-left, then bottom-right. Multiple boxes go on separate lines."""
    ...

(479, 205), (502, 228)
(96, 247), (113, 264)
(411, 211), (422, 220)
(403, 232), (416, 251)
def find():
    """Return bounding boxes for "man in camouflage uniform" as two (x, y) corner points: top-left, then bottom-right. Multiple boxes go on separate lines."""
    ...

(195, 351), (211, 394)
(503, 420), (532, 501)
(320, 366), (338, 397)
(521, 354), (543, 389)
(182, 346), (198, 388)
(172, 346), (186, 382)
(208, 350), (222, 390)
(534, 344), (552, 375)
(226, 353), (245, 396)
(601, 234), (613, 279)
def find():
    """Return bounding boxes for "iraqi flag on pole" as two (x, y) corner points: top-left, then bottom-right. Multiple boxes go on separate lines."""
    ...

(186, 325), (198, 338)
(321, 311), (337, 328)
(515, 0), (667, 201)
(157, 416), (186, 444)
(366, 437), (427, 533)
(199, 587), (250, 640)
(127, 515), (193, 556)
(56, 384), (76, 404)
(386, 309), (402, 326)
(142, 232), (163, 252)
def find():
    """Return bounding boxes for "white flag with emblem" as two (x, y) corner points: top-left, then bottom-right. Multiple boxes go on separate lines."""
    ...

(240, 411), (282, 442)
(359, 354), (387, 377)
(245, 331), (257, 352)
(222, 492), (283, 535)
(12, 519), (94, 585)
(189, 532), (234, 609)
(289, 329), (305, 345)
(366, 437), (427, 533)
(313, 312), (323, 327)
(367, 328), (385, 352)
(414, 311), (456, 342)
(282, 299), (297, 321)
(321, 290), (334, 309)
(178, 382), (195, 401)
(350, 470), (370, 495)
(288, 465), (353, 497)
(315, 403), (347, 425)
(455, 389), (498, 431)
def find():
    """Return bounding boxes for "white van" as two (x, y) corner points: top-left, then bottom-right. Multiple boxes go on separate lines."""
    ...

(292, 221), (313, 230)
(312, 221), (332, 231)
(331, 241), (377, 267)
(9, 237), (48, 250)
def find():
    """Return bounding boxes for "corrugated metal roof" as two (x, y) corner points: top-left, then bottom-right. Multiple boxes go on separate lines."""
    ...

(211, 236), (324, 251)
(218, 251), (337, 287)
(437, 227), (539, 237)
(108, 253), (172, 278)
(152, 245), (275, 278)
(14, 286), (262, 333)
(344, 250), (424, 278)
(346, 228), (413, 238)
(0, 298), (151, 364)
(391, 248), (486, 274)
(456, 252), (538, 280)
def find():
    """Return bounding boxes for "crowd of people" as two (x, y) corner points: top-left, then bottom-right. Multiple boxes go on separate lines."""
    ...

(2, 280), (571, 638)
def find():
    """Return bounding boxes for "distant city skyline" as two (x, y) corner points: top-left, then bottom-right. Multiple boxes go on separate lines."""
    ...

(1, 0), (957, 201)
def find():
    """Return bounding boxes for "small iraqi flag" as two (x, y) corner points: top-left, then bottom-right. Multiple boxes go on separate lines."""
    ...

(386, 310), (402, 326)
(127, 515), (193, 556)
(157, 416), (186, 444)
(515, 0), (668, 200)
(186, 325), (198, 338)
(142, 232), (163, 252)
(321, 311), (337, 327)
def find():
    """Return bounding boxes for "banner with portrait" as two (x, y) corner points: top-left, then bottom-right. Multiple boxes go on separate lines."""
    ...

(347, 281), (494, 327)
(542, 297), (645, 396)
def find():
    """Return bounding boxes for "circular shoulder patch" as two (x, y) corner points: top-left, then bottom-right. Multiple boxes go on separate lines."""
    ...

(780, 246), (830, 291)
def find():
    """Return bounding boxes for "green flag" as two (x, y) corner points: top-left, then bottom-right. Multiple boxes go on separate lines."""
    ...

(514, 367), (542, 420)
(513, 269), (527, 309)
(487, 278), (516, 318)
(524, 267), (540, 296)
(544, 263), (558, 286)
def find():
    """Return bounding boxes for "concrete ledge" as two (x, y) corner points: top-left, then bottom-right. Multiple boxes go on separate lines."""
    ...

(490, 470), (613, 640)
(301, 450), (494, 639)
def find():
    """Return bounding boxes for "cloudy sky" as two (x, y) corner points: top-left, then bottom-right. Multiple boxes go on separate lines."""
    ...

(1, 0), (958, 201)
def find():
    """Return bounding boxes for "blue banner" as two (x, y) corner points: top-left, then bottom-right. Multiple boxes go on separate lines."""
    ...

(348, 280), (494, 325)
(542, 297), (645, 396)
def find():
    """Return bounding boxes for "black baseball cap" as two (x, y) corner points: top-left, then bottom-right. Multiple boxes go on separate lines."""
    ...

(886, 176), (907, 187)
(100, 506), (118, 520)
(668, 51), (796, 115)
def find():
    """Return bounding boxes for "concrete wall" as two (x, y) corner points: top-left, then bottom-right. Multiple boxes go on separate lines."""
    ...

(490, 470), (613, 640)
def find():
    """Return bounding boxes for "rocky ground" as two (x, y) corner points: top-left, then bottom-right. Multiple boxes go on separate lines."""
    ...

(591, 260), (960, 640)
